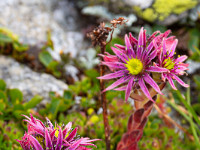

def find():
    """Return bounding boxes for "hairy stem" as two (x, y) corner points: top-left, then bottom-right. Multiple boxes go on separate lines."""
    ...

(100, 45), (110, 150)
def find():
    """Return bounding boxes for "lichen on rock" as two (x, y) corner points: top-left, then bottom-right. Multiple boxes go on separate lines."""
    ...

(133, 0), (198, 23)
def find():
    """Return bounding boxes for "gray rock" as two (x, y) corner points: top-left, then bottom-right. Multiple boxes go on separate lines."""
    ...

(0, 56), (68, 104)
(186, 60), (200, 74)
(123, 0), (153, 9)
(0, 0), (86, 60)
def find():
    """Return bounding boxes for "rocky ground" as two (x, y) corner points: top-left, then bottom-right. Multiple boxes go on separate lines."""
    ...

(0, 0), (87, 60)
(0, 56), (68, 104)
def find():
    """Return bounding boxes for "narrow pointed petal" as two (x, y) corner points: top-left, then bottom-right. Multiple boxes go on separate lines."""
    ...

(129, 32), (138, 45)
(45, 128), (53, 150)
(137, 27), (144, 58)
(173, 74), (189, 88)
(97, 70), (124, 80)
(30, 114), (36, 124)
(103, 76), (131, 92)
(138, 78), (153, 101)
(147, 49), (157, 63)
(114, 86), (127, 91)
(146, 40), (154, 54)
(50, 129), (57, 141)
(166, 75), (177, 90)
(29, 135), (43, 150)
(101, 62), (125, 69)
(162, 38), (167, 56)
(148, 31), (160, 42)
(142, 40), (154, 60)
(65, 127), (77, 142)
(162, 30), (171, 38)
(143, 73), (162, 94)
(63, 122), (72, 138)
(111, 47), (128, 62)
(125, 78), (135, 101)
(175, 55), (187, 63)
(168, 39), (178, 57)
(68, 139), (82, 150)
(146, 66), (168, 72)
(55, 126), (63, 150)
(125, 34), (135, 57)
(46, 117), (54, 129)
(114, 44), (126, 51)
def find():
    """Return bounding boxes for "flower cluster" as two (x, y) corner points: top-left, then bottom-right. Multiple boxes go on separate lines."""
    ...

(98, 27), (188, 101)
(17, 114), (99, 150)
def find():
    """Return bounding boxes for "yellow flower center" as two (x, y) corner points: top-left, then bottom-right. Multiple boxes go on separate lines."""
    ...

(163, 58), (175, 70)
(125, 58), (143, 75)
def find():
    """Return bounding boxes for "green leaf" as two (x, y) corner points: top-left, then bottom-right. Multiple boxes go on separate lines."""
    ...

(0, 33), (12, 43)
(63, 90), (73, 99)
(152, 25), (167, 33)
(0, 79), (6, 91)
(13, 42), (28, 52)
(188, 29), (200, 53)
(193, 75), (200, 90)
(47, 61), (61, 77)
(39, 51), (53, 67)
(7, 89), (23, 103)
(23, 95), (43, 110)
(49, 97), (60, 119)
(84, 69), (99, 80)
(0, 91), (7, 102)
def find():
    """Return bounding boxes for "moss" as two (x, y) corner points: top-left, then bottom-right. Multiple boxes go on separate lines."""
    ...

(133, 0), (198, 22)
(143, 8), (158, 22)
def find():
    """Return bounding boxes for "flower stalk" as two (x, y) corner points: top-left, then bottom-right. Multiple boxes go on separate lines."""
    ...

(100, 45), (111, 150)
(87, 18), (127, 150)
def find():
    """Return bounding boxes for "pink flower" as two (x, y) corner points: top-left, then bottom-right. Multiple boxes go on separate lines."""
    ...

(153, 38), (189, 89)
(98, 27), (168, 101)
(17, 114), (99, 150)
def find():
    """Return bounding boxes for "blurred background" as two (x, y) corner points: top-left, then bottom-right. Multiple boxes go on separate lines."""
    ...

(0, 0), (200, 149)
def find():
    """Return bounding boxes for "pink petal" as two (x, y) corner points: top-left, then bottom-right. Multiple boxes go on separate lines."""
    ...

(29, 135), (43, 150)
(125, 78), (135, 101)
(97, 70), (125, 80)
(138, 78), (153, 101)
(137, 27), (144, 58)
(101, 62), (125, 69)
(172, 74), (189, 88)
(175, 55), (187, 63)
(55, 126), (63, 150)
(65, 127), (77, 142)
(146, 66), (168, 72)
(111, 47), (128, 62)
(114, 86), (127, 91)
(168, 39), (178, 57)
(143, 73), (162, 94)
(114, 44), (126, 51)
(125, 34), (135, 58)
(148, 31), (160, 42)
(45, 128), (53, 150)
(129, 32), (138, 45)
(166, 75), (177, 90)
(103, 76), (131, 92)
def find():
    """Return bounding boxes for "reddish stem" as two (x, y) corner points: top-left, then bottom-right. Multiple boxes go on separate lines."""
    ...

(100, 45), (110, 150)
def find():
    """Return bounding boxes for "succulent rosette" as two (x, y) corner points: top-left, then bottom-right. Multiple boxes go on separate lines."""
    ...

(98, 28), (169, 101)
(17, 114), (99, 150)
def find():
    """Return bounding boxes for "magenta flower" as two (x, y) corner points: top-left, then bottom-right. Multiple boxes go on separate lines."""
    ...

(153, 37), (189, 90)
(17, 114), (99, 150)
(98, 27), (168, 101)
